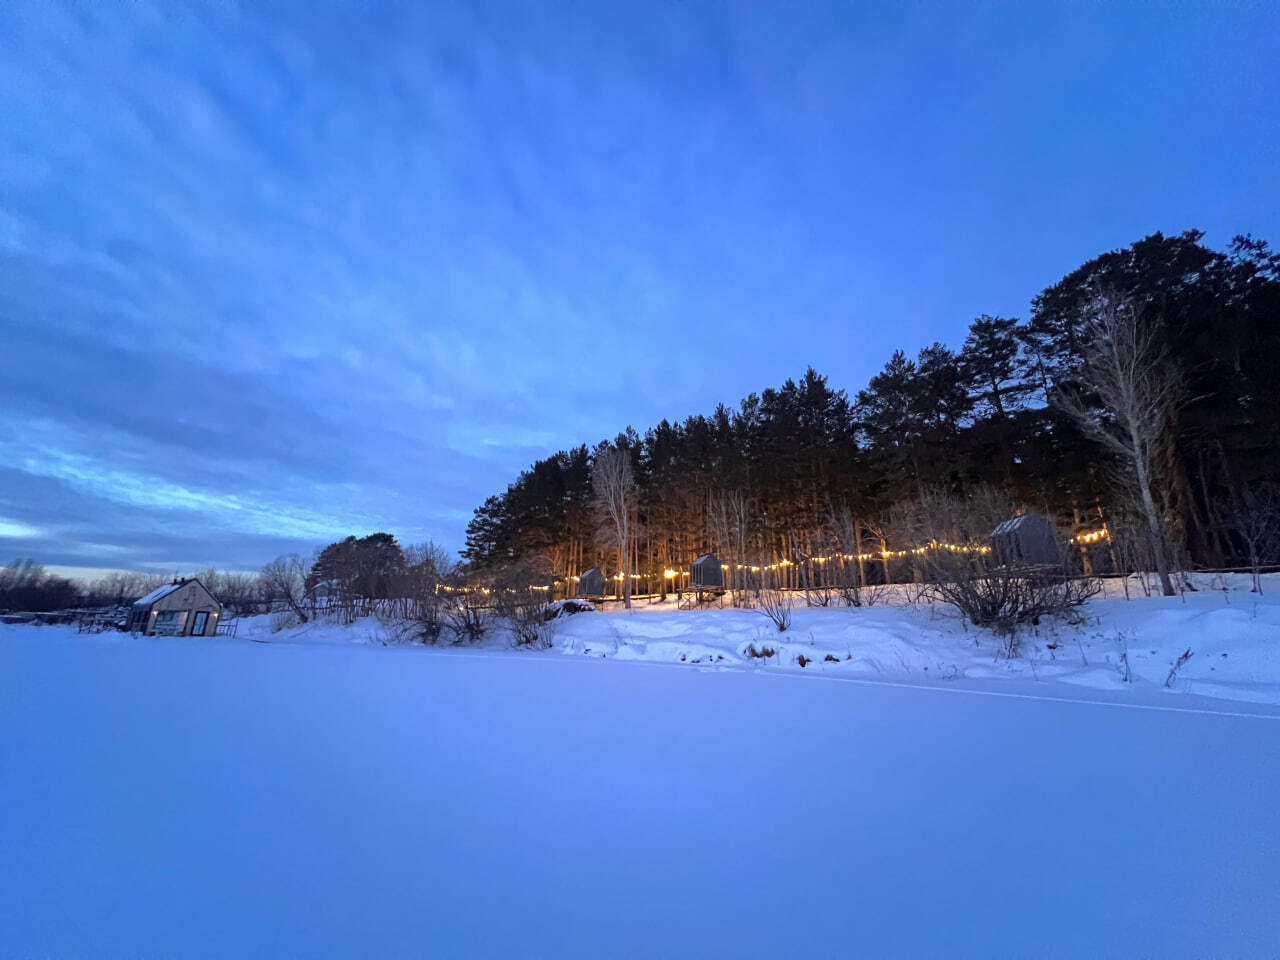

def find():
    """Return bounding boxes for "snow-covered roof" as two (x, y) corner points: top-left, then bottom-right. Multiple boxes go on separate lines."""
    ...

(134, 582), (184, 606)
(991, 513), (1049, 537)
(134, 578), (221, 608)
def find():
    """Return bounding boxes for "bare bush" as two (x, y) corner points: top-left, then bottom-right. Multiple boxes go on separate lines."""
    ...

(804, 583), (835, 608)
(493, 586), (555, 648)
(757, 587), (793, 632)
(403, 541), (452, 643)
(483, 557), (556, 648)
(446, 591), (488, 644)
(409, 596), (445, 643)
(926, 557), (1100, 655)
(856, 583), (888, 607)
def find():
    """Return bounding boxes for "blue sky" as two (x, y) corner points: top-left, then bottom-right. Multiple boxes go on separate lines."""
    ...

(1, 1), (1277, 576)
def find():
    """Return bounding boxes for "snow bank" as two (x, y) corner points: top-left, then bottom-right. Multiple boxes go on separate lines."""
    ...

(10, 573), (1276, 707)
(552, 573), (1280, 706)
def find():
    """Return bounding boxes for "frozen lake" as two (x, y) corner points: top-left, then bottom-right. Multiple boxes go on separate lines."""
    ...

(3, 636), (1278, 957)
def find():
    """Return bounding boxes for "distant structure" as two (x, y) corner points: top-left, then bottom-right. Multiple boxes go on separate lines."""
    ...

(990, 513), (1061, 567)
(577, 567), (605, 599)
(127, 578), (222, 636)
(690, 554), (724, 591)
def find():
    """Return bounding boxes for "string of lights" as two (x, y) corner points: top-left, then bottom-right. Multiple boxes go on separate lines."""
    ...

(434, 528), (1113, 593)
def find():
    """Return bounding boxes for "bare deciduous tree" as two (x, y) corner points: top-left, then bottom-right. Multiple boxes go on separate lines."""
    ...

(260, 554), (310, 623)
(708, 488), (751, 601)
(402, 540), (454, 640)
(1224, 482), (1280, 593)
(1055, 290), (1183, 596)
(592, 443), (637, 609)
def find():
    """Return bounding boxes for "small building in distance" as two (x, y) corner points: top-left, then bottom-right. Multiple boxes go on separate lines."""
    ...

(990, 513), (1061, 567)
(690, 554), (724, 591)
(127, 578), (222, 636)
(577, 567), (606, 599)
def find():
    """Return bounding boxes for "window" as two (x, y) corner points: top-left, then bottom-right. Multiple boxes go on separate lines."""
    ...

(192, 611), (209, 636)
(153, 610), (188, 636)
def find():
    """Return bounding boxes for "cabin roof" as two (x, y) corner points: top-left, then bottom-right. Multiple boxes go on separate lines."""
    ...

(991, 513), (1048, 537)
(134, 582), (184, 606)
(133, 578), (218, 608)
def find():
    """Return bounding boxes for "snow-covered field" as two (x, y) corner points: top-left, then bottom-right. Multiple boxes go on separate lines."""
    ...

(3, 575), (1279, 956)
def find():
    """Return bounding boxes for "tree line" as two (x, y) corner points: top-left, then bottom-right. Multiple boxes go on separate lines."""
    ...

(6, 230), (1277, 617)
(461, 230), (1280, 599)
(0, 535), (455, 620)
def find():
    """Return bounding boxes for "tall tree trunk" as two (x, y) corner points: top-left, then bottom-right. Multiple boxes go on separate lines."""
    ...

(1136, 458), (1176, 596)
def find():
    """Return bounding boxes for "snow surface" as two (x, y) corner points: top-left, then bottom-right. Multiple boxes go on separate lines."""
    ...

(3, 575), (1279, 956)
(205, 573), (1280, 706)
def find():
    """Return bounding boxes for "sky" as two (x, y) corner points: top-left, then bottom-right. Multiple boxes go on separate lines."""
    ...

(1, 1), (1277, 577)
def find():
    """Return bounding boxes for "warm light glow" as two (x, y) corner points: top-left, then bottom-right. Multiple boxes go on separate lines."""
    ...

(663, 569), (677, 579)
(1070, 528), (1110, 545)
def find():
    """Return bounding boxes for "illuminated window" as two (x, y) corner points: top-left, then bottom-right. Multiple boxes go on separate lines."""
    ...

(154, 610), (189, 636)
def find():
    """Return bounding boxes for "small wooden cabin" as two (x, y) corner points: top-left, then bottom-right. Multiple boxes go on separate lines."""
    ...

(990, 513), (1061, 567)
(690, 554), (723, 590)
(577, 568), (605, 599)
(127, 578), (222, 636)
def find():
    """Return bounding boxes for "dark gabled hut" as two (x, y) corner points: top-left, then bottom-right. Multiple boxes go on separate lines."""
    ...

(990, 513), (1061, 567)
(690, 554), (723, 590)
(578, 567), (605, 599)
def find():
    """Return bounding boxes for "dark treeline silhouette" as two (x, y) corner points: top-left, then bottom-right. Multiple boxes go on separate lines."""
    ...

(0, 560), (81, 612)
(462, 231), (1280, 592)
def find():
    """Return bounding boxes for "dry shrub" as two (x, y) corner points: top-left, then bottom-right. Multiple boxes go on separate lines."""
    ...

(757, 587), (793, 632)
(745, 643), (776, 659)
(1165, 648), (1194, 688)
(926, 554), (1100, 656)
(446, 591), (488, 644)
(491, 559), (556, 648)
(500, 592), (555, 648)
(804, 584), (835, 608)
(411, 599), (445, 644)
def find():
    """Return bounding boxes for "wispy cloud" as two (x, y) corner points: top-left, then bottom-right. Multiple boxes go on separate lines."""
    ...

(0, 518), (39, 538)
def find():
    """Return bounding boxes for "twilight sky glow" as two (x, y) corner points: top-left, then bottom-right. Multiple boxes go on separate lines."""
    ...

(1, 1), (1277, 576)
